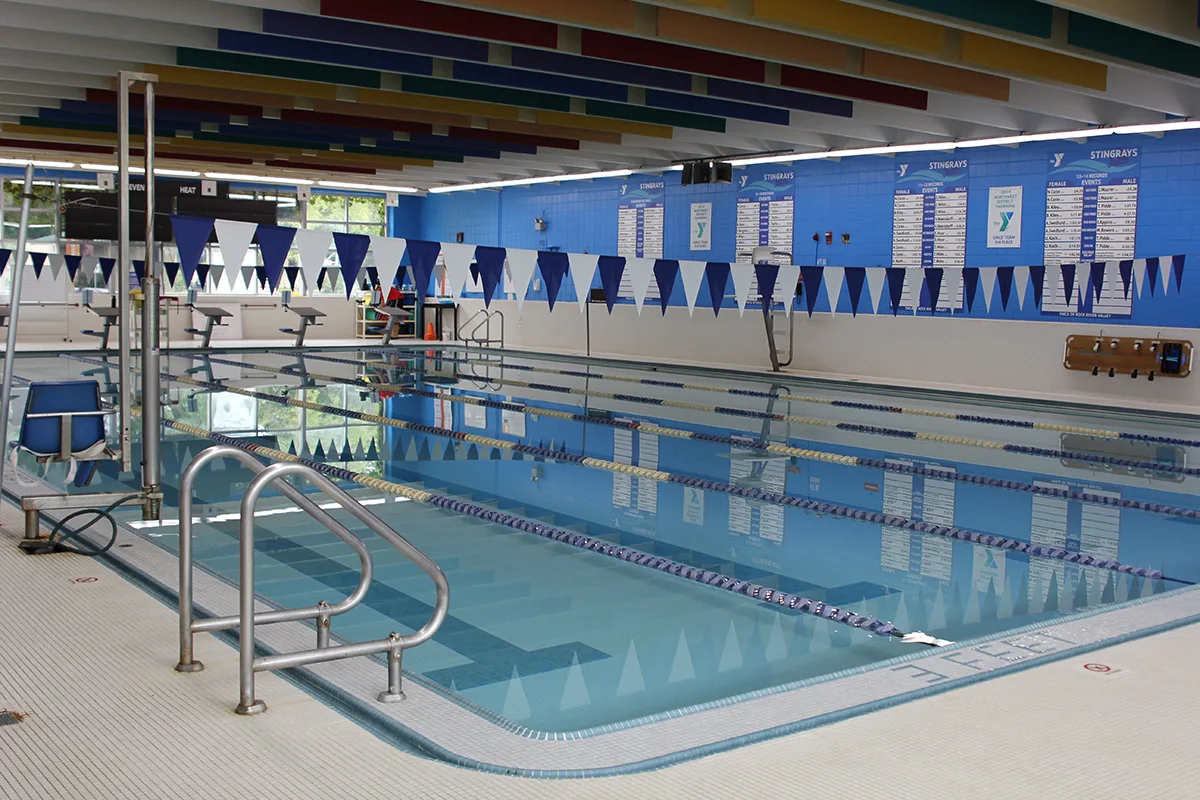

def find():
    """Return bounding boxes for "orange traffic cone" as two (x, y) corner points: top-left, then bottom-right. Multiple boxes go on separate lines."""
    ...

(423, 322), (437, 341)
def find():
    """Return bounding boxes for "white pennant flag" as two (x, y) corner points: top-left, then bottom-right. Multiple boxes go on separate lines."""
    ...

(439, 242), (475, 298)
(239, 265), (256, 291)
(677, 260), (706, 315)
(824, 267), (844, 315)
(865, 268), (887, 314)
(567, 253), (600, 312)
(214, 219), (257, 277)
(625, 257), (655, 314)
(943, 267), (963, 313)
(1159, 256), (1171, 294)
(80, 255), (99, 280)
(979, 266), (998, 312)
(1013, 266), (1030, 309)
(293, 228), (331, 291)
(1076, 264), (1089, 306)
(905, 267), (924, 315)
(47, 253), (64, 282)
(370, 235), (407, 293)
(1105, 261), (1121, 302)
(1133, 258), (1147, 298)
(505, 249), (538, 309)
(774, 264), (800, 316)
(729, 262), (754, 315)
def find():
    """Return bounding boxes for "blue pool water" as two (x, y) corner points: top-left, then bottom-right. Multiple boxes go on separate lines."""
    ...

(10, 347), (1200, 733)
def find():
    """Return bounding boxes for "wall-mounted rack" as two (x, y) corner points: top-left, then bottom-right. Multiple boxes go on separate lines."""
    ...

(1064, 334), (1192, 379)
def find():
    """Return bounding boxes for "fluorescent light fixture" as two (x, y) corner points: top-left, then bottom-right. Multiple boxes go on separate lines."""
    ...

(429, 168), (634, 193)
(317, 180), (419, 193)
(725, 118), (1200, 166)
(665, 165), (684, 171)
(0, 157), (75, 168)
(62, 183), (100, 190)
(154, 168), (202, 177)
(81, 164), (118, 172)
(9, 179), (57, 186)
(204, 171), (315, 185)
(82, 164), (202, 177)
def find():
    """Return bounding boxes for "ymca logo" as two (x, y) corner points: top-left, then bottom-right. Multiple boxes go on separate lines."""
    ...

(998, 211), (1014, 231)
(898, 164), (909, 177)
(620, 184), (628, 196)
(985, 550), (998, 569)
(739, 175), (748, 188)
(1052, 153), (1065, 168)
(695, 222), (707, 238)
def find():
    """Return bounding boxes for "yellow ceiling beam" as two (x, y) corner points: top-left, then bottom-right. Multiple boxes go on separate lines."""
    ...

(752, 0), (946, 54)
(536, 110), (672, 138)
(960, 33), (1107, 91)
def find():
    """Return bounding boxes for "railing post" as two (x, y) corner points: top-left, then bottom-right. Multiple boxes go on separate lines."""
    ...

(316, 600), (331, 649)
(377, 632), (406, 703)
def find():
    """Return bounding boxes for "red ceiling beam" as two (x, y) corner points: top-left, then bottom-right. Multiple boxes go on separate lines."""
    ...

(447, 126), (579, 150)
(281, 108), (434, 136)
(265, 158), (377, 175)
(321, 0), (558, 48)
(580, 30), (765, 83)
(781, 66), (928, 110)
(0, 137), (115, 155)
(86, 88), (264, 118)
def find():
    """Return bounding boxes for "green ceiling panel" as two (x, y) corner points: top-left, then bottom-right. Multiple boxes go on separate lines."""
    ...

(585, 100), (725, 132)
(890, 0), (1053, 39)
(176, 48), (382, 89)
(400, 76), (570, 112)
(1068, 13), (1200, 79)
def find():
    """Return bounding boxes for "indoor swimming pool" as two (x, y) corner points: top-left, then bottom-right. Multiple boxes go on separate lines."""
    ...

(8, 346), (1200, 737)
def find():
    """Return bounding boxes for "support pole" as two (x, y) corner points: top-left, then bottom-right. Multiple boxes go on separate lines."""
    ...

(0, 162), (36, 496)
(140, 80), (161, 519)
(117, 72), (133, 472)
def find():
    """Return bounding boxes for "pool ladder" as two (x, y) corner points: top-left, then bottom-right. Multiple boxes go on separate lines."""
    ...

(174, 445), (449, 716)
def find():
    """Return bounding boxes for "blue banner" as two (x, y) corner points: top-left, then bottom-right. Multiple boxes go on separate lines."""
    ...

(617, 175), (664, 259)
(736, 165), (795, 264)
(892, 156), (968, 271)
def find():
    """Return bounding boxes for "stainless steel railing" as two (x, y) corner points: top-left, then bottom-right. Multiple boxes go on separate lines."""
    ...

(175, 445), (449, 715)
(460, 308), (504, 350)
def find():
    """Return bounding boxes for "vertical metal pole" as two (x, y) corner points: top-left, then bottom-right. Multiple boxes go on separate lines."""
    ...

(116, 72), (133, 472)
(0, 162), (36, 498)
(236, 482), (266, 715)
(140, 80), (161, 519)
(377, 634), (406, 702)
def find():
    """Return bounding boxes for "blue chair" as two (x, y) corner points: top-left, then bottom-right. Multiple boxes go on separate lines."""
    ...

(10, 380), (116, 487)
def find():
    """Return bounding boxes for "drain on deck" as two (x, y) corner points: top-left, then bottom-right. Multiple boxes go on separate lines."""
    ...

(0, 710), (28, 726)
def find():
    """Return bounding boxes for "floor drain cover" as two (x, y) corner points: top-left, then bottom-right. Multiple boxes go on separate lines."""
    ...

(0, 710), (27, 726)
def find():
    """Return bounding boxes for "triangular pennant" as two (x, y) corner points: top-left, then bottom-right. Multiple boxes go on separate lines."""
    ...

(294, 228), (332, 291)
(775, 264), (800, 316)
(1013, 266), (1029, 309)
(197, 263), (211, 288)
(1145, 257), (1158, 296)
(755, 264), (780, 310)
(1089, 261), (1106, 301)
(64, 254), (82, 281)
(440, 242), (476, 299)
(677, 260), (706, 316)
(209, 264), (226, 290)
(823, 266), (844, 316)
(730, 262), (754, 315)
(1173, 254), (1186, 292)
(653, 259), (678, 315)
(963, 267), (979, 312)
(800, 266), (824, 317)
(942, 267), (962, 313)
(213, 219), (256, 281)
(240, 265), (255, 291)
(366, 439), (378, 461)
(994, 266), (1012, 310)
(506, 248), (539, 310)
(626, 256), (655, 314)
(865, 268), (887, 314)
(163, 261), (180, 286)
(172, 215), (216, 279)
(536, 250), (570, 311)
(1061, 263), (1076, 305)
(29, 252), (47, 279)
(979, 267), (997, 312)
(1132, 258), (1146, 298)
(926, 268), (944, 310)
(1029, 265), (1045, 308)
(905, 267), (923, 314)
(257, 225), (297, 292)
(885, 267), (906, 316)
(705, 262), (730, 317)
(181, 259), (198, 287)
(473, 245), (506, 307)
(567, 253), (600, 312)
(1119, 260), (1134, 299)
(333, 232), (371, 297)
(406, 240), (442, 302)
(47, 253), (64, 281)
(845, 267), (866, 316)
(98, 257), (116, 286)
(0, 249), (9, 279)
(468, 262), (479, 287)
(255, 266), (268, 289)
(284, 266), (299, 289)
(370, 235), (407, 294)
(1159, 256), (1171, 294)
(326, 268), (340, 292)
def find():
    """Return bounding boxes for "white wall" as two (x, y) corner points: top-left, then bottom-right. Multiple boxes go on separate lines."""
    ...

(457, 297), (1200, 414)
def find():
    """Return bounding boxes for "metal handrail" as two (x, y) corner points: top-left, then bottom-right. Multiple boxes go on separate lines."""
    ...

(460, 308), (504, 349)
(175, 445), (449, 715)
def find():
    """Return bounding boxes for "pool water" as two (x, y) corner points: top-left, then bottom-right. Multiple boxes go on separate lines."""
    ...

(9, 347), (1199, 733)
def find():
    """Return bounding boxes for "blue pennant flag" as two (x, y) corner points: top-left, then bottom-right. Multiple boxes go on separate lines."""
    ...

(926, 268), (944, 311)
(705, 262), (729, 317)
(597, 256), (626, 313)
(800, 266), (824, 316)
(170, 215), (214, 281)
(1061, 263), (1076, 305)
(886, 267), (906, 316)
(654, 259), (678, 315)
(98, 257), (116, 286)
(285, 266), (300, 288)
(755, 264), (780, 310)
(316, 268), (327, 290)
(29, 252), (47, 279)
(132, 259), (146, 281)
(1173, 254), (1186, 292)
(468, 262), (479, 286)
(254, 266), (268, 289)
(537, 251), (569, 311)
(473, 245), (507, 307)
(1145, 257), (1159, 296)
(996, 267), (1013, 310)
(332, 232), (370, 298)
(844, 267), (866, 316)
(1118, 260), (1133, 299)
(257, 225), (296, 292)
(1090, 261), (1106, 301)
(366, 439), (378, 461)
(1029, 265), (1045, 308)
(64, 254), (82, 281)
(963, 267), (980, 312)
(406, 240), (441, 302)
(197, 263), (211, 287)
(163, 261), (180, 287)
(0, 249), (9, 279)
(365, 266), (379, 288)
